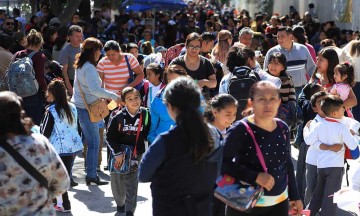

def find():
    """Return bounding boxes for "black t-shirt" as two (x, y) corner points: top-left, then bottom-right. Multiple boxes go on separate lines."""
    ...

(170, 55), (215, 81)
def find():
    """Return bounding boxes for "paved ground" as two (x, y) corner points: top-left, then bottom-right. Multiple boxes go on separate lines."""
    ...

(56, 145), (360, 216)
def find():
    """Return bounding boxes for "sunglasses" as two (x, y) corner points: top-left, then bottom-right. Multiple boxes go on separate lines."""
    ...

(5, 22), (14, 26)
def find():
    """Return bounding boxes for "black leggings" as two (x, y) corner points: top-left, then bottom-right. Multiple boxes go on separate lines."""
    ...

(225, 200), (289, 216)
(59, 155), (74, 209)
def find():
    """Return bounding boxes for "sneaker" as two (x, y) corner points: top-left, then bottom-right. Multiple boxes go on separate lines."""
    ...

(117, 205), (125, 213)
(54, 205), (71, 213)
(70, 178), (78, 187)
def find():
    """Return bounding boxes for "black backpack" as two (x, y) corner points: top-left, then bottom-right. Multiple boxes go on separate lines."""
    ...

(227, 66), (260, 120)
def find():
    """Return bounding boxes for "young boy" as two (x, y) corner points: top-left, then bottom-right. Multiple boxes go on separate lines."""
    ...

(303, 91), (328, 206)
(304, 95), (359, 216)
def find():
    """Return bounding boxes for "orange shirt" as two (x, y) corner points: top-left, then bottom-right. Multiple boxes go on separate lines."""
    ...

(97, 53), (139, 94)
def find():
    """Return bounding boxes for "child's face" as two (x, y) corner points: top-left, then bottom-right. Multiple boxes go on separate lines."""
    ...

(46, 91), (54, 103)
(313, 96), (326, 117)
(331, 106), (345, 119)
(122, 91), (141, 112)
(212, 105), (237, 130)
(146, 69), (160, 85)
(333, 67), (347, 83)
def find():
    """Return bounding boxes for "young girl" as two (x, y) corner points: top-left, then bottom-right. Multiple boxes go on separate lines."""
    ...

(204, 94), (237, 216)
(331, 62), (356, 117)
(140, 63), (166, 108)
(205, 94), (238, 136)
(40, 79), (83, 213)
(106, 87), (151, 215)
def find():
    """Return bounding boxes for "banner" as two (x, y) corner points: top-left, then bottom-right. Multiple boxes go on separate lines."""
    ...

(335, 0), (352, 22)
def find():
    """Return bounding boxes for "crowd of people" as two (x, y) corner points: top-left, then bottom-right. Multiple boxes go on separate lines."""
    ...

(1, 0), (360, 216)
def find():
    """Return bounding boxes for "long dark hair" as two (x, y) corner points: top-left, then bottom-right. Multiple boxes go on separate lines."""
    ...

(47, 80), (74, 124)
(312, 47), (339, 84)
(204, 94), (238, 123)
(0, 91), (28, 136)
(74, 37), (103, 69)
(163, 77), (214, 162)
(54, 26), (69, 51)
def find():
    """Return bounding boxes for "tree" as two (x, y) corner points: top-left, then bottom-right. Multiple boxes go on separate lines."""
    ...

(247, 0), (274, 16)
(50, 0), (82, 24)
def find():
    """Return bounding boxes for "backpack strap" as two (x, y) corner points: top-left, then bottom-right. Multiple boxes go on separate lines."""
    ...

(28, 51), (38, 59)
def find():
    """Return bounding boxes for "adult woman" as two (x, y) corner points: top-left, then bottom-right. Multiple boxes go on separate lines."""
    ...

(42, 26), (58, 56)
(170, 32), (217, 99)
(311, 47), (357, 110)
(0, 91), (69, 215)
(71, 37), (121, 185)
(139, 29), (158, 54)
(211, 30), (232, 65)
(13, 29), (47, 125)
(139, 77), (222, 216)
(9, 32), (27, 54)
(52, 26), (69, 62)
(222, 81), (303, 216)
(147, 64), (187, 144)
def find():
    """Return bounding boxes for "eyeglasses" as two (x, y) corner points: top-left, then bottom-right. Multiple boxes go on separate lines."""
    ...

(5, 22), (14, 26)
(188, 45), (201, 50)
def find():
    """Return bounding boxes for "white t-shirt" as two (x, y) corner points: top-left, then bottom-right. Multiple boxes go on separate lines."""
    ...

(147, 83), (162, 108)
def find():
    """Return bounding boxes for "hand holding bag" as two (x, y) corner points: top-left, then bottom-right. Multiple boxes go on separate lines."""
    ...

(77, 80), (109, 122)
(214, 120), (268, 212)
(109, 111), (143, 174)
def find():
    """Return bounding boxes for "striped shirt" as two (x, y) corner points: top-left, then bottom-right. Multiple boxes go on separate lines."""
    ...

(97, 53), (140, 94)
(279, 74), (296, 102)
(264, 42), (316, 87)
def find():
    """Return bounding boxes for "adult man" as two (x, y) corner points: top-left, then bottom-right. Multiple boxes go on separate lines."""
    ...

(234, 27), (254, 47)
(264, 26), (316, 97)
(97, 40), (144, 94)
(0, 16), (15, 37)
(59, 25), (83, 95)
(200, 32), (215, 58)
(12, 8), (25, 33)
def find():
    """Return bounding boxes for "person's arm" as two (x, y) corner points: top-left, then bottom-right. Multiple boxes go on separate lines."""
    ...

(303, 121), (320, 145)
(84, 64), (119, 101)
(342, 125), (359, 150)
(33, 53), (47, 91)
(138, 136), (166, 182)
(343, 88), (357, 109)
(61, 64), (73, 95)
(288, 78), (296, 102)
(106, 113), (124, 155)
(198, 60), (217, 88)
(305, 48), (316, 78)
(218, 75), (228, 94)
(147, 99), (160, 144)
(40, 109), (54, 138)
(222, 122), (260, 184)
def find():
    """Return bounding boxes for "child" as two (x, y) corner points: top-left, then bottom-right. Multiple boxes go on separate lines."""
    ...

(139, 63), (165, 108)
(331, 62), (356, 117)
(303, 95), (359, 216)
(204, 93), (237, 216)
(303, 91), (328, 206)
(204, 93), (238, 136)
(40, 80), (83, 213)
(106, 87), (151, 215)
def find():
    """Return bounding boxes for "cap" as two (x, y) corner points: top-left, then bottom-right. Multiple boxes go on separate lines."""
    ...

(154, 46), (167, 53)
(168, 20), (176, 26)
(49, 17), (61, 26)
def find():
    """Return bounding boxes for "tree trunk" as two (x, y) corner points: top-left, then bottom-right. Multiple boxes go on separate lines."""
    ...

(79, 0), (91, 22)
(29, 0), (37, 15)
(54, 0), (82, 25)
(50, 0), (63, 17)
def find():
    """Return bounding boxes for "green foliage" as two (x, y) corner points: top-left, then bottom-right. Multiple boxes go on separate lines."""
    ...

(247, 0), (274, 15)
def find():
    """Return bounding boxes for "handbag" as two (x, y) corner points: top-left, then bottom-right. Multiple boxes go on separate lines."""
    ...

(77, 80), (109, 122)
(109, 111), (143, 174)
(214, 120), (268, 212)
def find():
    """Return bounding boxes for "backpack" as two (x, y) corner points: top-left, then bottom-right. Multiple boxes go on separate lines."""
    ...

(124, 54), (143, 90)
(227, 66), (259, 120)
(6, 51), (39, 98)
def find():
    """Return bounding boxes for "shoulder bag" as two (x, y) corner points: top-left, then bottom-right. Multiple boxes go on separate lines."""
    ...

(109, 109), (147, 174)
(214, 120), (267, 212)
(77, 79), (109, 122)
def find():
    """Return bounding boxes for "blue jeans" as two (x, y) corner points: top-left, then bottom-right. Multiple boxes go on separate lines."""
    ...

(77, 107), (100, 179)
(352, 82), (360, 121)
(23, 91), (44, 125)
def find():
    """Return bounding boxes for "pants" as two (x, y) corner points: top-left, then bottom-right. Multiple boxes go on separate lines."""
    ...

(83, 127), (104, 168)
(309, 167), (343, 216)
(77, 107), (100, 179)
(213, 196), (225, 216)
(304, 163), (318, 207)
(225, 199), (289, 216)
(352, 82), (360, 121)
(296, 142), (309, 204)
(23, 91), (44, 125)
(111, 171), (139, 214)
(59, 155), (73, 209)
